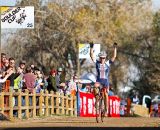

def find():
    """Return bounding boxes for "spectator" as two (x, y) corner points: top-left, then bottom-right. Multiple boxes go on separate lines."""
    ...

(153, 103), (158, 117)
(7, 57), (16, 91)
(30, 64), (35, 73)
(19, 60), (26, 73)
(35, 70), (44, 93)
(3, 59), (9, 71)
(14, 67), (24, 91)
(67, 75), (78, 96)
(42, 73), (48, 91)
(0, 53), (7, 69)
(86, 84), (91, 93)
(1, 58), (9, 72)
(132, 94), (139, 104)
(108, 86), (114, 96)
(8, 57), (16, 71)
(13, 67), (24, 107)
(120, 102), (125, 116)
(23, 66), (36, 93)
(59, 82), (67, 95)
(55, 67), (65, 89)
(80, 84), (87, 92)
(47, 69), (58, 93)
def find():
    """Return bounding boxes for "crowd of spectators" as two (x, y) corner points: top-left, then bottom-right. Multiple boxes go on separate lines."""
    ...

(0, 53), (78, 96)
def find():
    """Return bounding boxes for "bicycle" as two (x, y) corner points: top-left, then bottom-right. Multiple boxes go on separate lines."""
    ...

(93, 84), (107, 123)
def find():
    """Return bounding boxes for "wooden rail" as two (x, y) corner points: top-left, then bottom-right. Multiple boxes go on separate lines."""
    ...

(0, 89), (77, 120)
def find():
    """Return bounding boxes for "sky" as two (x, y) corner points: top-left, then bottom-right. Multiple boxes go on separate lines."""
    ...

(0, 0), (17, 6)
(0, 0), (160, 10)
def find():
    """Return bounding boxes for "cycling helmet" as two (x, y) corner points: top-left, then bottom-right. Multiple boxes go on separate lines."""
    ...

(98, 51), (107, 58)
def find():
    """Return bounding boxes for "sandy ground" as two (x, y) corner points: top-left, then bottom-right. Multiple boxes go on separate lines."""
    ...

(0, 116), (160, 128)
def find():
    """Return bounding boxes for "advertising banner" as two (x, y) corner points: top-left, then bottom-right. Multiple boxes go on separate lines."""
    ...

(79, 44), (100, 59)
(80, 92), (96, 117)
(108, 96), (120, 117)
(79, 92), (120, 117)
(1, 6), (34, 29)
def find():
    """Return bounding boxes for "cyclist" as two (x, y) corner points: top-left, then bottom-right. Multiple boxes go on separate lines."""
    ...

(90, 42), (117, 114)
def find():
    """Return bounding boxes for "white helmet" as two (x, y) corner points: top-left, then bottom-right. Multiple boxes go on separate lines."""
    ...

(98, 51), (107, 58)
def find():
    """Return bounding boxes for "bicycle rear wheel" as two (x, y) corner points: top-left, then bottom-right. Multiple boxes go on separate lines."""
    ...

(100, 97), (105, 122)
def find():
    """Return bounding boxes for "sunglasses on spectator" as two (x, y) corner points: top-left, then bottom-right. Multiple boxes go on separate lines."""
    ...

(10, 62), (15, 64)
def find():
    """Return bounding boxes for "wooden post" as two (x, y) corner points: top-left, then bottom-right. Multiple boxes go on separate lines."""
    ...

(127, 98), (131, 116)
(25, 89), (29, 119)
(0, 92), (4, 114)
(4, 80), (10, 108)
(61, 93), (65, 115)
(55, 92), (59, 115)
(45, 90), (49, 116)
(70, 95), (74, 116)
(65, 94), (69, 115)
(50, 91), (54, 115)
(73, 96), (77, 116)
(39, 90), (43, 117)
(9, 89), (13, 120)
(32, 89), (36, 118)
(17, 89), (22, 119)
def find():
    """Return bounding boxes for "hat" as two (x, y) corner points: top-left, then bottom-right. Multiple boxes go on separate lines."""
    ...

(58, 67), (63, 72)
(20, 60), (26, 65)
(98, 51), (107, 58)
(50, 69), (56, 75)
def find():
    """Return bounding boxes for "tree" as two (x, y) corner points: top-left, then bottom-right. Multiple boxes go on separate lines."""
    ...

(2, 0), (158, 97)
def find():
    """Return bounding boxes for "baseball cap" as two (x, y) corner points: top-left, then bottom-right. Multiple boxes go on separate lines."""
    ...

(19, 60), (26, 65)
(58, 67), (63, 72)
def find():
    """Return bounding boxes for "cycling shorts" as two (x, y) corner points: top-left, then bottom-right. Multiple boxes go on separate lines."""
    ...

(96, 78), (109, 88)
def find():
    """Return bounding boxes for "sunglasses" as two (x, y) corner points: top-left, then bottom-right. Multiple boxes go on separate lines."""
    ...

(100, 57), (106, 59)
(10, 62), (15, 64)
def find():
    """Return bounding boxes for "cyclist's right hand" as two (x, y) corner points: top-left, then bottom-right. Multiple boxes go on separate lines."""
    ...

(89, 42), (94, 48)
(94, 82), (100, 87)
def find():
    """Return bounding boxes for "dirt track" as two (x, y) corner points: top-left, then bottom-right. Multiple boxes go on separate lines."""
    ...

(0, 116), (160, 128)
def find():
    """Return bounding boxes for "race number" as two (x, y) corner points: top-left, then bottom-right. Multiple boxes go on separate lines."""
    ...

(1, 6), (34, 29)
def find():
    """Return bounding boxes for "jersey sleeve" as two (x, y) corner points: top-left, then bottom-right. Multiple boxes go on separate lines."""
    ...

(106, 60), (113, 66)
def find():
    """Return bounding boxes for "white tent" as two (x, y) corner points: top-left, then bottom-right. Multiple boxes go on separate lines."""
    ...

(80, 73), (96, 84)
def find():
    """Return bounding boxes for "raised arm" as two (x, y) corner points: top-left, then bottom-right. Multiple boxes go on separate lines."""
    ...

(0, 69), (13, 83)
(89, 42), (95, 62)
(111, 43), (117, 62)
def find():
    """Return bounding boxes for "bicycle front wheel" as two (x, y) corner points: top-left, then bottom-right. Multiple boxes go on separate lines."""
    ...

(95, 96), (100, 123)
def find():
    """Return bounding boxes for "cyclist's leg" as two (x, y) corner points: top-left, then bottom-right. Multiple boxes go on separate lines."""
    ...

(102, 86), (109, 117)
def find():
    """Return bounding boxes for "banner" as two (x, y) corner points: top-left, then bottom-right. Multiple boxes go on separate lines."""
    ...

(80, 92), (96, 117)
(79, 92), (120, 117)
(108, 96), (120, 117)
(79, 44), (100, 59)
(1, 6), (34, 29)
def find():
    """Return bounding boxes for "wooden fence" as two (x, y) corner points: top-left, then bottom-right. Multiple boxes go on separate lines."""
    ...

(0, 89), (77, 120)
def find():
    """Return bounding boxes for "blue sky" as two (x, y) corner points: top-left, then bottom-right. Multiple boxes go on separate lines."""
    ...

(152, 0), (160, 11)
(0, 0), (160, 10)
(0, 0), (17, 6)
